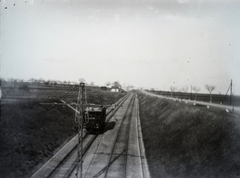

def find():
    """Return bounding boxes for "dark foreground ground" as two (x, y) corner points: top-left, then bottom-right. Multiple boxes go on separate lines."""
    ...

(138, 91), (240, 178)
(0, 86), (125, 178)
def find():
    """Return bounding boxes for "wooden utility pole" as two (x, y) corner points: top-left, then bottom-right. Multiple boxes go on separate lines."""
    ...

(191, 85), (192, 100)
(76, 82), (86, 178)
(222, 80), (233, 105)
(230, 79), (232, 105)
(39, 83), (87, 178)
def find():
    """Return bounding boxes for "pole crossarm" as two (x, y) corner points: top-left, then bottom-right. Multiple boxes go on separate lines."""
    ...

(39, 83), (88, 178)
(40, 101), (80, 114)
(39, 83), (113, 178)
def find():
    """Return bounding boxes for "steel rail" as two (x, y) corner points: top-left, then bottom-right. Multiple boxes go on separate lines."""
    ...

(123, 93), (136, 178)
(63, 135), (98, 178)
(92, 93), (135, 178)
(31, 92), (130, 178)
(64, 93), (131, 178)
(65, 93), (131, 178)
(135, 94), (150, 178)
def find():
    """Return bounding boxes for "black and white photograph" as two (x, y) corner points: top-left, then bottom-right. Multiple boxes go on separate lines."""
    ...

(0, 0), (240, 177)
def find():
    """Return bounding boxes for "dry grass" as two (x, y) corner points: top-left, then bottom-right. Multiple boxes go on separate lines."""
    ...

(138, 92), (240, 178)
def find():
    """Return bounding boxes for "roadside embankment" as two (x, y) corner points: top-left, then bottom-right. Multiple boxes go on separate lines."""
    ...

(138, 92), (240, 178)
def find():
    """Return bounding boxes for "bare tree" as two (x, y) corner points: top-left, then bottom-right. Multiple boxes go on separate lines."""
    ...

(79, 78), (86, 84)
(112, 81), (121, 88)
(170, 86), (177, 97)
(53, 81), (58, 87)
(205, 85), (216, 103)
(126, 85), (134, 91)
(57, 80), (63, 84)
(28, 78), (35, 83)
(13, 79), (18, 87)
(0, 77), (5, 86)
(182, 86), (188, 99)
(63, 81), (68, 86)
(18, 83), (29, 93)
(90, 81), (94, 86)
(105, 81), (111, 86)
(150, 88), (155, 91)
(177, 89), (182, 99)
(0, 77), (5, 82)
(0, 85), (2, 99)
(18, 79), (24, 83)
(38, 78), (45, 84)
(44, 80), (50, 86)
(192, 86), (201, 100)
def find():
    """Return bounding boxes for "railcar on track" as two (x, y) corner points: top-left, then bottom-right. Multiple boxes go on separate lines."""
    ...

(84, 105), (107, 133)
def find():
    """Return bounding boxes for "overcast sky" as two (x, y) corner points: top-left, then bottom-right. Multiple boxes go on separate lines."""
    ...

(1, 0), (240, 94)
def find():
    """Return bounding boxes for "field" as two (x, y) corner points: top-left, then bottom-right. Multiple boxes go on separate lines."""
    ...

(151, 90), (240, 106)
(137, 92), (240, 178)
(0, 82), (125, 178)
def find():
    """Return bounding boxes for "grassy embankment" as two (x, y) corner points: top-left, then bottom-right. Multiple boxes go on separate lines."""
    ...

(0, 85), (125, 178)
(138, 92), (240, 178)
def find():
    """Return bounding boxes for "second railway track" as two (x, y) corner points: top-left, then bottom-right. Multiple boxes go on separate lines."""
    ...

(31, 92), (150, 178)
(72, 92), (149, 178)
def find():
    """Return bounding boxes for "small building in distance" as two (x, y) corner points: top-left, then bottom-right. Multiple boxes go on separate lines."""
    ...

(110, 86), (125, 93)
(111, 86), (120, 92)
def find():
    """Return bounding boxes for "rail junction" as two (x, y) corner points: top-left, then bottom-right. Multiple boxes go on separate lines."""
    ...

(31, 92), (150, 178)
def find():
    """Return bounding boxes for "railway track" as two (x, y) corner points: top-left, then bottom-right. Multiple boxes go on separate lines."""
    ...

(31, 92), (150, 178)
(87, 93), (136, 178)
(71, 93), (149, 178)
(31, 92), (131, 178)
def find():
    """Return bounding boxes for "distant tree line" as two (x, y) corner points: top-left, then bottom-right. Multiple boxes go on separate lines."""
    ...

(168, 84), (216, 103)
(0, 77), (123, 90)
(0, 77), (80, 88)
